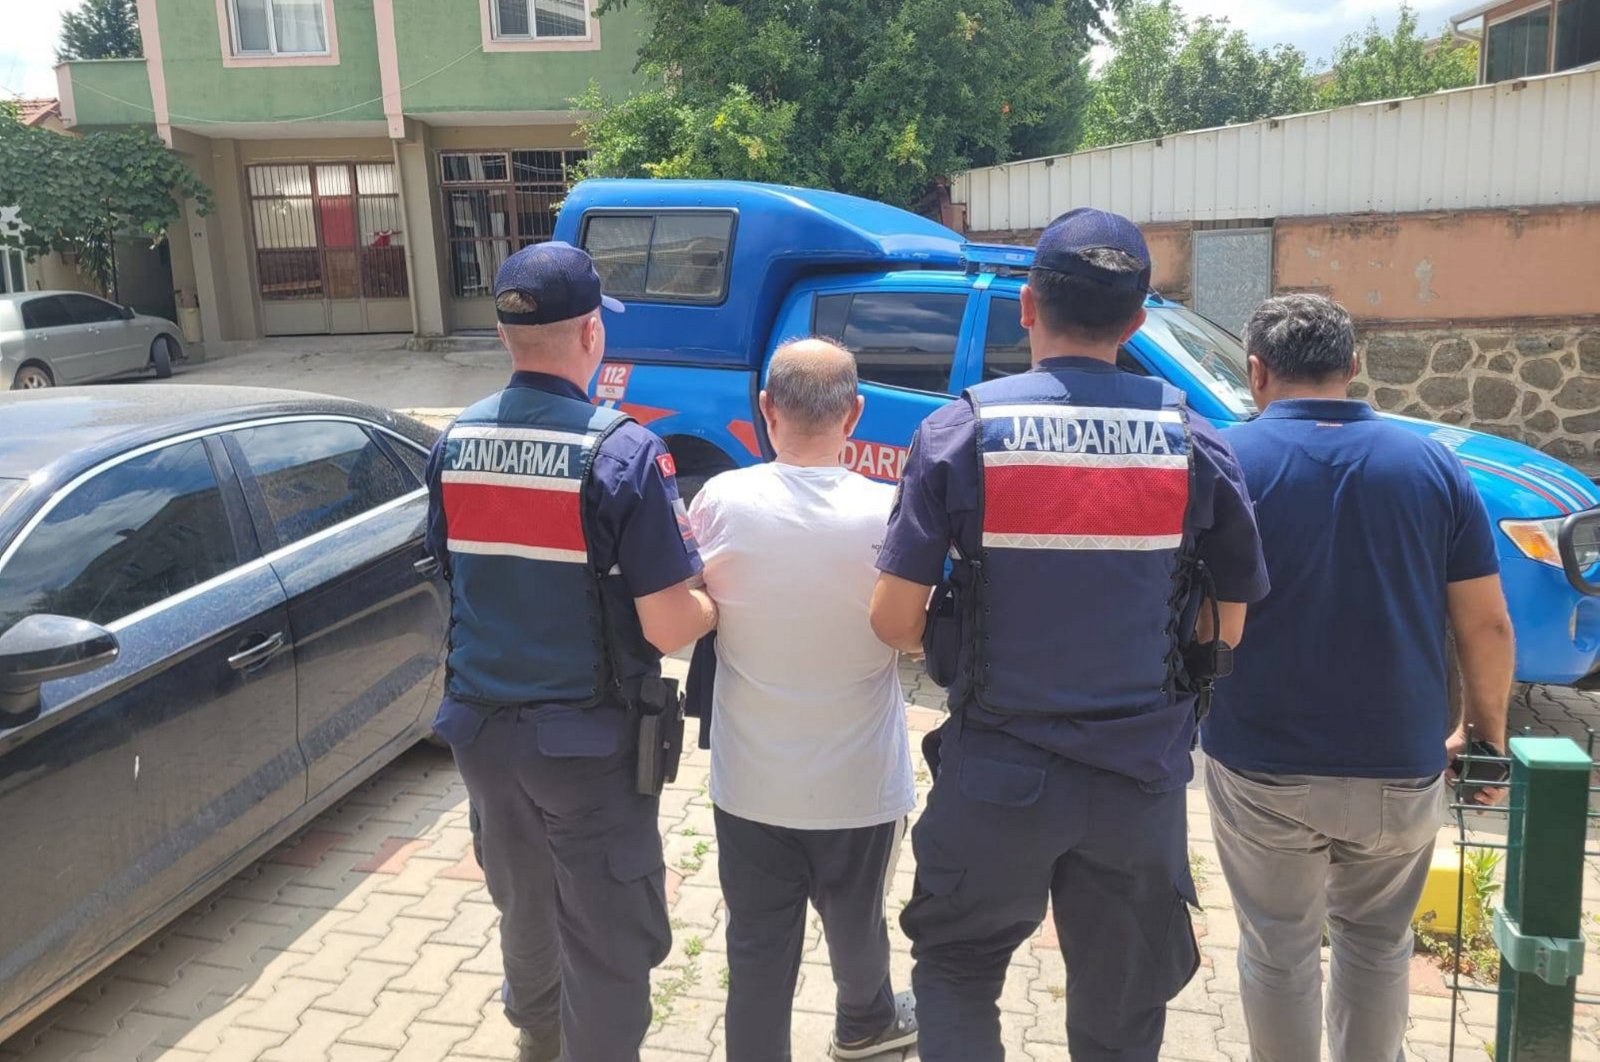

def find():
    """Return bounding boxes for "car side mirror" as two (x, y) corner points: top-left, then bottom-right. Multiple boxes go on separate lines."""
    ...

(121, 305), (136, 320)
(0, 614), (119, 726)
(1560, 511), (1600, 597)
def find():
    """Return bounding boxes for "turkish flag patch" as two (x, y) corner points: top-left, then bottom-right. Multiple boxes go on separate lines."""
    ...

(656, 453), (678, 478)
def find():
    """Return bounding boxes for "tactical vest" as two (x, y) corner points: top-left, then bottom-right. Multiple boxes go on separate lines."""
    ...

(963, 367), (1196, 720)
(439, 387), (641, 708)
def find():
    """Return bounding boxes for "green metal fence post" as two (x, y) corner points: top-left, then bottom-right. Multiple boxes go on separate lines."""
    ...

(1493, 736), (1591, 1061)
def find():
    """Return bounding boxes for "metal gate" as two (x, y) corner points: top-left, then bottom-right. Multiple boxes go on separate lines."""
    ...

(1433, 729), (1598, 1060)
(246, 162), (412, 336)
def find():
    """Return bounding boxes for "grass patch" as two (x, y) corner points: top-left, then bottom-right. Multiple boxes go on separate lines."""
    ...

(684, 935), (704, 959)
(651, 960), (703, 1024)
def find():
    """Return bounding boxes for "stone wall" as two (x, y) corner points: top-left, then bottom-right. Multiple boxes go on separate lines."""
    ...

(1352, 325), (1600, 470)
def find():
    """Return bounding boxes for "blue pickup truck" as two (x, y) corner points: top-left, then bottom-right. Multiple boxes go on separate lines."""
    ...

(551, 178), (1600, 691)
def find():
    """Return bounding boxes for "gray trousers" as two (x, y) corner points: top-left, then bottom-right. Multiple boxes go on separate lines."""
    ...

(715, 807), (904, 1062)
(449, 702), (671, 1062)
(1205, 762), (1445, 1062)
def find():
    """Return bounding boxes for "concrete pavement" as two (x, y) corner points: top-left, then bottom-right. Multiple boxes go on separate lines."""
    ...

(4, 657), (1598, 1062)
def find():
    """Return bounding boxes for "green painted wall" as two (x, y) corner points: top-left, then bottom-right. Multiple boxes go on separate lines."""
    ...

(63, 59), (156, 128)
(393, 1), (650, 115)
(154, 0), (384, 125)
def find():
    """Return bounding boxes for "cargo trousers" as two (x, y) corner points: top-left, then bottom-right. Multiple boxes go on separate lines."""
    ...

(901, 715), (1200, 1062)
(439, 699), (671, 1062)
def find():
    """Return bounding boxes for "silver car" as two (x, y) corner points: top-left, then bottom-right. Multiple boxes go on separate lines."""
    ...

(1, 291), (185, 390)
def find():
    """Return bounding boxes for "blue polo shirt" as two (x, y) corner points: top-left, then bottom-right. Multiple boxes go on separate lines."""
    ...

(1202, 398), (1500, 779)
(878, 358), (1270, 790)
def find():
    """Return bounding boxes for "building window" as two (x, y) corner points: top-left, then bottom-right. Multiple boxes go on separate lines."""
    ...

(0, 249), (25, 295)
(1557, 0), (1600, 69)
(247, 163), (408, 303)
(1486, 4), (1552, 81)
(439, 150), (587, 299)
(230, 0), (330, 56)
(491, 0), (590, 40)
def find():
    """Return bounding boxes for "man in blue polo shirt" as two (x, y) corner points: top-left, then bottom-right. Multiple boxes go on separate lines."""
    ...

(1202, 293), (1514, 1062)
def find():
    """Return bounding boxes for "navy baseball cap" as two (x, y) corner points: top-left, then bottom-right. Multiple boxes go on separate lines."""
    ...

(493, 241), (624, 325)
(1033, 208), (1152, 293)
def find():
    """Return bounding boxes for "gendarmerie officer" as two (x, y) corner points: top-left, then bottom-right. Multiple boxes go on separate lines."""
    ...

(868, 209), (1269, 1062)
(425, 242), (718, 1062)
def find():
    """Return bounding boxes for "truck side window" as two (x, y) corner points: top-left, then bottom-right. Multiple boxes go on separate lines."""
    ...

(984, 296), (1149, 379)
(814, 291), (966, 394)
(983, 297), (1031, 380)
(581, 211), (733, 303)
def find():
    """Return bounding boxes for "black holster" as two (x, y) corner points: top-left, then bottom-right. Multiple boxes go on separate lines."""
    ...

(634, 675), (684, 797)
(923, 554), (977, 689)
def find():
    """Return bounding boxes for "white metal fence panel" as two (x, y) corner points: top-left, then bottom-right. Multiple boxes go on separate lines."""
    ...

(953, 66), (1600, 230)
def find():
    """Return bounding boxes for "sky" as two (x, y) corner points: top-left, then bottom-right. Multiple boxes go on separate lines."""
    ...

(1, 0), (1473, 102)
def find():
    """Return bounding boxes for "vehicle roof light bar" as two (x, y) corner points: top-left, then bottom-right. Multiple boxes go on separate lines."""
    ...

(961, 243), (1035, 276)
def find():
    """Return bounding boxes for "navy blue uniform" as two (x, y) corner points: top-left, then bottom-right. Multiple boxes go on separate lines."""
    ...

(427, 371), (700, 1062)
(879, 358), (1268, 1061)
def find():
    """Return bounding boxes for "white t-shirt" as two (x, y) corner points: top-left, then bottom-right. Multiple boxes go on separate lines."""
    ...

(688, 463), (915, 831)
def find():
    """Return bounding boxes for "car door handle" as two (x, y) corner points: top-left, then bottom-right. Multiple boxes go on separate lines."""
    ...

(228, 632), (285, 672)
(413, 556), (442, 578)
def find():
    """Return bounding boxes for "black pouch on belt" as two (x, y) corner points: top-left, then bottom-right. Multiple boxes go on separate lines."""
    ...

(923, 549), (977, 689)
(635, 675), (684, 797)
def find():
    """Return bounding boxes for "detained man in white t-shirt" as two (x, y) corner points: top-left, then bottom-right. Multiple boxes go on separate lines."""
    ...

(687, 338), (917, 1062)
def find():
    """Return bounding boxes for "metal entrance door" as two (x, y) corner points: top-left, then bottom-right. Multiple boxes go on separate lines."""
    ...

(247, 163), (412, 336)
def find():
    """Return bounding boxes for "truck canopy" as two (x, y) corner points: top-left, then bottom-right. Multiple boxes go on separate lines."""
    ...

(553, 179), (973, 368)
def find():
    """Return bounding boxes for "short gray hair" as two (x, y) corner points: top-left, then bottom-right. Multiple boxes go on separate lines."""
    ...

(766, 338), (859, 432)
(1243, 294), (1357, 383)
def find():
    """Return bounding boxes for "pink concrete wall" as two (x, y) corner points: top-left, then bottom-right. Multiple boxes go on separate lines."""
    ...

(1273, 206), (1600, 323)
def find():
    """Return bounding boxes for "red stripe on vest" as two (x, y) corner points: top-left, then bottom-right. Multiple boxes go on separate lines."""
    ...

(443, 481), (586, 553)
(984, 464), (1188, 537)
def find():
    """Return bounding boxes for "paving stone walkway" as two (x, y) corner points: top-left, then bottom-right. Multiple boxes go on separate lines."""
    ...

(3, 666), (1598, 1062)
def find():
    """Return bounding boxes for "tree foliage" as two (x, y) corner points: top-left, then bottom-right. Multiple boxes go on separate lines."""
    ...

(1081, 0), (1314, 148)
(57, 0), (143, 62)
(579, 0), (1114, 206)
(1318, 5), (1478, 108)
(0, 116), (209, 297)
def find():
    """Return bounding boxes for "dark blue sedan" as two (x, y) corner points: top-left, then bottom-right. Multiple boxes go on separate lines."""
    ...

(0, 386), (447, 1041)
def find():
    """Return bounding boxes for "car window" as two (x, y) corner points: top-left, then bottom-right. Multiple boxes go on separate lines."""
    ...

(813, 291), (967, 394)
(985, 296), (1151, 380)
(230, 421), (416, 548)
(982, 297), (1031, 380)
(581, 212), (733, 302)
(57, 294), (124, 325)
(1140, 306), (1255, 416)
(21, 296), (70, 331)
(0, 441), (239, 634)
(386, 437), (429, 483)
